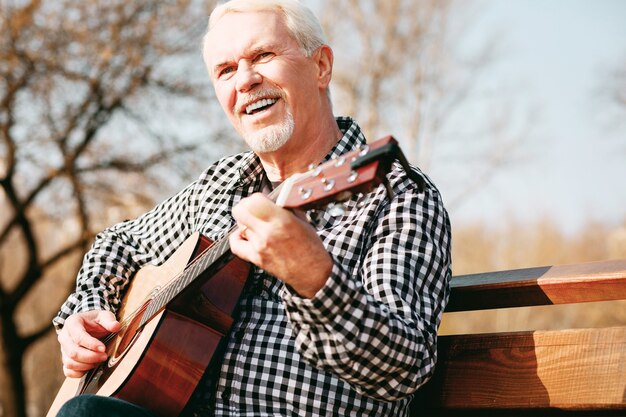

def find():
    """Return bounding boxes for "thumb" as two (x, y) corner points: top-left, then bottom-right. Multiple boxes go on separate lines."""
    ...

(94, 310), (121, 333)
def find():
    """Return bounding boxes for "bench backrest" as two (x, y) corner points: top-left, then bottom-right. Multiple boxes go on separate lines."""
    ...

(412, 259), (626, 414)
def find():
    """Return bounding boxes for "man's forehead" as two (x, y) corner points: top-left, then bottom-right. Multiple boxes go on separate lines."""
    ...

(204, 10), (293, 65)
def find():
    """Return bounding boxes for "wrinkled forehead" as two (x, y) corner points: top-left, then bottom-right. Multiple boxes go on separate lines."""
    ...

(203, 10), (293, 68)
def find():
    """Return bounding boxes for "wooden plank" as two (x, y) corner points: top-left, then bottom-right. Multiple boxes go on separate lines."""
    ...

(447, 259), (626, 312)
(412, 327), (626, 412)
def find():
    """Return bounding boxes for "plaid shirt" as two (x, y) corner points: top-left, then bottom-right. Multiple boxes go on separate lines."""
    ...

(54, 117), (451, 417)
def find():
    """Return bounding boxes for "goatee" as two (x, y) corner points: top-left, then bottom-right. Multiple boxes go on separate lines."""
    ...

(243, 111), (295, 154)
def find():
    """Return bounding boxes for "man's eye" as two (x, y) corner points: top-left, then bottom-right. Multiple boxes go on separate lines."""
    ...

(219, 67), (235, 77)
(255, 52), (273, 62)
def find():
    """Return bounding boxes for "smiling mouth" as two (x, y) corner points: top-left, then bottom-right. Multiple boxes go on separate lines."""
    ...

(245, 98), (278, 115)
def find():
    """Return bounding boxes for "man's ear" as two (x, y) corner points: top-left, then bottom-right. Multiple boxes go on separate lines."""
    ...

(314, 45), (334, 89)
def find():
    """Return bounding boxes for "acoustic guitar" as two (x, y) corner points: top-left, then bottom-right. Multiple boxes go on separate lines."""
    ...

(47, 135), (410, 417)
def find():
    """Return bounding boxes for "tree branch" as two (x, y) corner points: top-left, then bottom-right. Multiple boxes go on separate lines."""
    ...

(21, 323), (54, 350)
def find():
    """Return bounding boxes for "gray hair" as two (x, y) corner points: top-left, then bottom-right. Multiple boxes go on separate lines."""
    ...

(204, 0), (327, 57)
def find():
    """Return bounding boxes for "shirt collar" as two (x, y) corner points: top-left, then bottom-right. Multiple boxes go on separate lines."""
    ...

(321, 116), (366, 164)
(231, 116), (366, 189)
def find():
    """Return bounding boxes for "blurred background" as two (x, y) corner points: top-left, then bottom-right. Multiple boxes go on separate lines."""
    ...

(1, 0), (625, 416)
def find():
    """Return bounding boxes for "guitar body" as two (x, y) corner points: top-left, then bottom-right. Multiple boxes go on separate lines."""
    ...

(47, 232), (251, 417)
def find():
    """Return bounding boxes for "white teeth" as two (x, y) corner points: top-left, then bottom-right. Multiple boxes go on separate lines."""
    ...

(245, 98), (277, 114)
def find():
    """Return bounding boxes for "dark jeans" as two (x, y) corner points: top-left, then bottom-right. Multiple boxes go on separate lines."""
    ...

(56, 395), (158, 417)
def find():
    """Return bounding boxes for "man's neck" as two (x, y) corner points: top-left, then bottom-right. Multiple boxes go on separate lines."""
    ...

(258, 115), (343, 182)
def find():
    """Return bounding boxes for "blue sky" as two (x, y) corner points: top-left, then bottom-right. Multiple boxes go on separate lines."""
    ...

(440, 0), (626, 233)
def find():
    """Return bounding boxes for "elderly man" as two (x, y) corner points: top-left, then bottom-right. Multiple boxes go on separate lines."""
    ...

(53, 0), (451, 416)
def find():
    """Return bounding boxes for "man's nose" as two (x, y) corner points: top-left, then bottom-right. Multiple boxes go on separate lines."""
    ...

(235, 60), (262, 93)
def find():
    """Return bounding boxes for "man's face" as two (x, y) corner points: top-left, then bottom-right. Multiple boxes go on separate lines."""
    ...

(204, 11), (321, 154)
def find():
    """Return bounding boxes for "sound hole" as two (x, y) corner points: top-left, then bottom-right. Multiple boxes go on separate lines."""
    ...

(78, 299), (152, 395)
(108, 301), (150, 367)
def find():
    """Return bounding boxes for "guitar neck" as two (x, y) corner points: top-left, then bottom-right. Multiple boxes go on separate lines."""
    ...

(139, 236), (233, 327)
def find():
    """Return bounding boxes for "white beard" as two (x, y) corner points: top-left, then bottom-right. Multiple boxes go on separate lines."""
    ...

(242, 110), (295, 154)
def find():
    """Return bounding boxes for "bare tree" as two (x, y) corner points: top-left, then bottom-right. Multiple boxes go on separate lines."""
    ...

(0, 1), (232, 416)
(320, 0), (455, 161)
(319, 0), (529, 209)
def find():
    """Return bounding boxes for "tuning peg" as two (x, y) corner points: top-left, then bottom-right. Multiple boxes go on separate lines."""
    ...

(298, 187), (312, 200)
(347, 171), (359, 183)
(320, 178), (335, 191)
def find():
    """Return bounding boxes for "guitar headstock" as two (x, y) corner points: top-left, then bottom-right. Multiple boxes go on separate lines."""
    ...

(276, 135), (399, 211)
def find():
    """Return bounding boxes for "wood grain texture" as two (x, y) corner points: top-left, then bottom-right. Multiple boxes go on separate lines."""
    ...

(447, 259), (626, 312)
(413, 327), (626, 412)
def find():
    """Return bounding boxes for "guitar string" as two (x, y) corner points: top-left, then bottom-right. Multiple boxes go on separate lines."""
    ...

(75, 146), (380, 396)
(86, 141), (371, 346)
(98, 183), (286, 347)
(96, 157), (368, 349)
(78, 143), (375, 375)
(98, 221), (242, 346)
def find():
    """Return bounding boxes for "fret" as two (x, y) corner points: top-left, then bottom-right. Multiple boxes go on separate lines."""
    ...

(140, 300), (156, 327)
(162, 282), (175, 305)
(210, 239), (223, 263)
(194, 246), (214, 276)
(137, 234), (234, 328)
(206, 240), (221, 266)
(217, 235), (229, 257)
(183, 263), (199, 289)
(172, 272), (185, 298)
(180, 270), (193, 290)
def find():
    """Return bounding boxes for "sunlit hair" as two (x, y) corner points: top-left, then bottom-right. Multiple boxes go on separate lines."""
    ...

(205, 0), (327, 57)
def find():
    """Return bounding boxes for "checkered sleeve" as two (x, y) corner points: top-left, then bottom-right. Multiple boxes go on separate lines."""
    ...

(282, 171), (451, 401)
(52, 180), (201, 331)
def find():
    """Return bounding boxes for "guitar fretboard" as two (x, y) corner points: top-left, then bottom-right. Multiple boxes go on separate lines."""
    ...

(139, 234), (232, 327)
(135, 178), (289, 328)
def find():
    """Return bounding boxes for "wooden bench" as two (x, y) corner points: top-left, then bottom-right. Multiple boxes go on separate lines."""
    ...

(412, 259), (626, 416)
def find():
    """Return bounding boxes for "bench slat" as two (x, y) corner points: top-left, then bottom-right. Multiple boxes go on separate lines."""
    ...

(447, 259), (626, 312)
(413, 327), (626, 413)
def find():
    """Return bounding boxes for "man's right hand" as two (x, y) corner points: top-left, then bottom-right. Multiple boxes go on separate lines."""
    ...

(57, 310), (121, 378)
